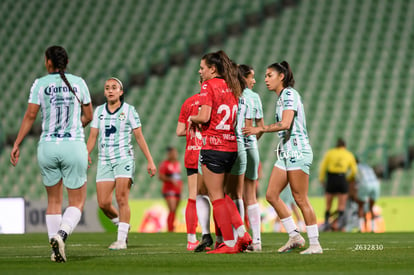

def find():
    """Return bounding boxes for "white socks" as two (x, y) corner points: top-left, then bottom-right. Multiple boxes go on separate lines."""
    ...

(196, 195), (211, 235)
(60, 206), (82, 235)
(306, 224), (320, 245)
(233, 199), (245, 222)
(233, 199), (245, 239)
(359, 217), (365, 231)
(187, 234), (197, 243)
(111, 217), (120, 226)
(281, 216), (300, 238)
(224, 239), (236, 248)
(46, 214), (62, 240)
(247, 203), (261, 244)
(118, 222), (130, 242)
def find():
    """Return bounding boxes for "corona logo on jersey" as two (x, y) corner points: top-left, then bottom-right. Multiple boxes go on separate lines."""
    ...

(44, 85), (78, 95)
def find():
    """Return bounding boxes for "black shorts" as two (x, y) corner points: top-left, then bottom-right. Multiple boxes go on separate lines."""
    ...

(326, 173), (348, 194)
(186, 168), (198, 176)
(200, 150), (237, 174)
(163, 192), (181, 199)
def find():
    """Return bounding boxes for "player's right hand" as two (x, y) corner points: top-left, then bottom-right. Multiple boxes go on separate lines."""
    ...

(88, 154), (92, 169)
(10, 145), (20, 166)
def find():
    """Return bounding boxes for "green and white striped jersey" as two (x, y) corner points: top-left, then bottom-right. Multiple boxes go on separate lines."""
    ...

(275, 87), (311, 151)
(28, 72), (91, 143)
(244, 88), (263, 148)
(91, 102), (141, 164)
(235, 93), (249, 150)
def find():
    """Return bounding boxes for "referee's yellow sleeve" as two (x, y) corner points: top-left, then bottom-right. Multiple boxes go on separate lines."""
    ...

(347, 154), (358, 181)
(319, 151), (329, 182)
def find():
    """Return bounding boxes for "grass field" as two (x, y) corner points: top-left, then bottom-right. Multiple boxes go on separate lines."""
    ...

(0, 232), (413, 274)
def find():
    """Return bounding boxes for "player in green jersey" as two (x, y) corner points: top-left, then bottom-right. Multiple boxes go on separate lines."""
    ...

(243, 61), (322, 254)
(87, 77), (156, 250)
(11, 46), (93, 262)
(238, 65), (264, 252)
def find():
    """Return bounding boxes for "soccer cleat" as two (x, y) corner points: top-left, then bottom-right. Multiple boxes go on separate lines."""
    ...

(300, 244), (323, 254)
(187, 240), (200, 251)
(246, 242), (262, 252)
(109, 240), (127, 250)
(194, 234), (213, 252)
(50, 234), (66, 263)
(214, 241), (223, 250)
(236, 232), (252, 252)
(206, 243), (239, 254)
(50, 252), (56, 262)
(278, 234), (306, 253)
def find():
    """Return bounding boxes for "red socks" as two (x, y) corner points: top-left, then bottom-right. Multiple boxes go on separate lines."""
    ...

(213, 210), (222, 237)
(185, 199), (198, 234)
(212, 199), (234, 241)
(167, 211), (175, 232)
(224, 194), (244, 229)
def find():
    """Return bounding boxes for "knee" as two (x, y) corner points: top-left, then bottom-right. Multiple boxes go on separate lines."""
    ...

(98, 200), (112, 211)
(292, 194), (308, 208)
(115, 192), (128, 207)
(266, 190), (280, 205)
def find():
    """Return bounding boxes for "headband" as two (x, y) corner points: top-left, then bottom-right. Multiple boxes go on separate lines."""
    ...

(108, 77), (123, 90)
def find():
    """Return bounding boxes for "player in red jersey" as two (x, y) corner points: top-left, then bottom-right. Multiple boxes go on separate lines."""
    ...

(158, 147), (183, 232)
(189, 50), (252, 254)
(177, 77), (213, 251)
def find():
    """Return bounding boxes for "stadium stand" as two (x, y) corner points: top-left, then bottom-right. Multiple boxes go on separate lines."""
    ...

(0, 0), (413, 199)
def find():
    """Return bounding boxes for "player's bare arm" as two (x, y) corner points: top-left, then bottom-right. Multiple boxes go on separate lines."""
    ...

(133, 127), (157, 177)
(243, 110), (294, 136)
(176, 121), (186, 136)
(81, 103), (93, 127)
(10, 103), (40, 166)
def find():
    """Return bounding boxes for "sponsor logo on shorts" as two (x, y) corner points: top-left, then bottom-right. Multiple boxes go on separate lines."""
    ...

(124, 165), (130, 171)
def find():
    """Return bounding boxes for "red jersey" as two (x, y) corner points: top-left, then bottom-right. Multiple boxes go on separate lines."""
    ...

(159, 160), (183, 195)
(198, 77), (238, 152)
(178, 93), (202, 169)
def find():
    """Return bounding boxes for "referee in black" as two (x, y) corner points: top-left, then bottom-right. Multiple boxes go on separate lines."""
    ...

(319, 138), (358, 231)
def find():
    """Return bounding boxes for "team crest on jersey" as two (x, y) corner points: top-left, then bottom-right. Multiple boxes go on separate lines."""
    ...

(119, 112), (126, 121)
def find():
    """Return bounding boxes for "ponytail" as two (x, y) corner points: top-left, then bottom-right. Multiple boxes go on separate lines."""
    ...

(45, 46), (81, 103)
(202, 50), (242, 98)
(268, 60), (295, 88)
(234, 62), (247, 92)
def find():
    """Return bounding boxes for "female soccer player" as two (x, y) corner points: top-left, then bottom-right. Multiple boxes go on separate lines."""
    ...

(238, 64), (265, 252)
(189, 50), (251, 254)
(159, 147), (183, 233)
(177, 77), (213, 251)
(87, 77), (156, 250)
(243, 61), (323, 254)
(10, 45), (93, 262)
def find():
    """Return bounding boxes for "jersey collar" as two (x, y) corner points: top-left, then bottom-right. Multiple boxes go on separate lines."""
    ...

(105, 102), (124, 115)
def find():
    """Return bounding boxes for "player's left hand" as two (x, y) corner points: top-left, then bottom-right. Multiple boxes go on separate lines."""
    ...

(147, 162), (157, 177)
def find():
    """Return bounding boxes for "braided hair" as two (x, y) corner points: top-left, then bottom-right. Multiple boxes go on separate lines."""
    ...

(45, 46), (81, 103)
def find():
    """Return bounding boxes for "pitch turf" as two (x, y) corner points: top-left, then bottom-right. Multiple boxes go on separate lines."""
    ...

(0, 232), (413, 274)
